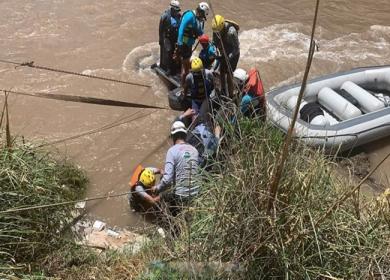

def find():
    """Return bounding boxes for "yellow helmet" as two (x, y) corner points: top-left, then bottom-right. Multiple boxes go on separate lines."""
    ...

(212, 15), (225, 32)
(139, 168), (156, 188)
(191, 57), (203, 72)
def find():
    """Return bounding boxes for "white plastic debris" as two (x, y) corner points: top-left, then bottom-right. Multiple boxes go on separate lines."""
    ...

(92, 220), (106, 231)
(107, 229), (120, 238)
(157, 227), (166, 238)
(75, 201), (86, 209)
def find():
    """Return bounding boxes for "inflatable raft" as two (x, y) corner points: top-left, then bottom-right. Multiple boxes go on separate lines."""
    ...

(266, 65), (390, 152)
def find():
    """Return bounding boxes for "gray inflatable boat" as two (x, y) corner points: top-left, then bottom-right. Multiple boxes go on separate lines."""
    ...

(266, 65), (390, 152)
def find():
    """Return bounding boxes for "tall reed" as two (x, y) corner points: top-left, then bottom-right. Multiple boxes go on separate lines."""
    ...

(0, 142), (87, 276)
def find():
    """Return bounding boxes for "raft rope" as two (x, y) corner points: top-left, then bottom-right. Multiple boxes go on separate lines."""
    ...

(2, 88), (168, 110)
(0, 59), (151, 88)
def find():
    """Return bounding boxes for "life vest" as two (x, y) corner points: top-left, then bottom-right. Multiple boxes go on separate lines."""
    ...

(190, 71), (212, 103)
(199, 44), (216, 69)
(244, 68), (264, 98)
(182, 10), (202, 45)
(166, 12), (180, 40)
(129, 164), (154, 211)
(244, 68), (266, 114)
(129, 164), (144, 191)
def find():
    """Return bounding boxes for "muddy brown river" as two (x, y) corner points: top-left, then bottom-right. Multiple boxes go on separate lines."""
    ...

(0, 0), (389, 228)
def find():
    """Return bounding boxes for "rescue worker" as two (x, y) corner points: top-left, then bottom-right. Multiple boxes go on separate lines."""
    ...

(129, 167), (161, 212)
(159, 0), (182, 75)
(198, 34), (217, 70)
(152, 121), (200, 215)
(183, 57), (214, 115)
(212, 14), (240, 98)
(175, 108), (221, 168)
(177, 2), (210, 86)
(233, 68), (266, 118)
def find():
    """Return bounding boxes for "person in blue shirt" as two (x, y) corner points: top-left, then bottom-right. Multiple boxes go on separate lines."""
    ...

(198, 34), (217, 70)
(159, 0), (182, 75)
(177, 2), (209, 86)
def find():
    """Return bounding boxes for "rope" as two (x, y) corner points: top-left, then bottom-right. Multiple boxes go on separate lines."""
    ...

(0, 59), (151, 88)
(36, 109), (156, 148)
(0, 191), (133, 215)
(3, 88), (168, 110)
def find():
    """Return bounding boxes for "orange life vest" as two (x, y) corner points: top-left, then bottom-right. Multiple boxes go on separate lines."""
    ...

(244, 68), (266, 116)
(244, 68), (264, 98)
(129, 164), (144, 191)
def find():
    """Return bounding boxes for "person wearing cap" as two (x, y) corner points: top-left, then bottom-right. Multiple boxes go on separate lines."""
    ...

(152, 121), (200, 214)
(212, 14), (240, 98)
(177, 2), (210, 86)
(159, 0), (182, 75)
(198, 34), (217, 70)
(183, 57), (214, 115)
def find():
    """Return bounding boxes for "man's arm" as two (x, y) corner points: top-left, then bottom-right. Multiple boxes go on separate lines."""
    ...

(206, 71), (215, 91)
(183, 73), (192, 96)
(155, 150), (175, 193)
(227, 26), (239, 56)
(134, 185), (159, 205)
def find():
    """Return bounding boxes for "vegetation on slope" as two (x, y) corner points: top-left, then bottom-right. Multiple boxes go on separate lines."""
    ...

(0, 143), (87, 277)
(2, 115), (390, 279)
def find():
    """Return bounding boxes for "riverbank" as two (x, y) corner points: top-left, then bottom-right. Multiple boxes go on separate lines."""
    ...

(0, 141), (88, 277)
(26, 115), (389, 279)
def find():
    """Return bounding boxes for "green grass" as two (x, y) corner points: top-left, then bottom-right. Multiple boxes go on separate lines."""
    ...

(169, 116), (390, 279)
(3, 114), (390, 279)
(0, 143), (87, 277)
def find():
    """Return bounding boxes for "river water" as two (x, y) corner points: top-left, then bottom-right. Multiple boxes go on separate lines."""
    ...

(0, 0), (389, 228)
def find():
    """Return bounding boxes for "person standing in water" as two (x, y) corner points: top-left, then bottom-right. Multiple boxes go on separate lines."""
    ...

(177, 2), (210, 86)
(212, 14), (240, 98)
(159, 0), (182, 75)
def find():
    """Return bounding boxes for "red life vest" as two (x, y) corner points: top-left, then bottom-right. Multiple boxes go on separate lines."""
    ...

(244, 68), (264, 98)
(244, 68), (266, 116)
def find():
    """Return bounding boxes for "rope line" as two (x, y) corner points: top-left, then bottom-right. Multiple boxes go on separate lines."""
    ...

(0, 59), (151, 88)
(35, 109), (156, 148)
(0, 191), (132, 214)
(2, 88), (167, 110)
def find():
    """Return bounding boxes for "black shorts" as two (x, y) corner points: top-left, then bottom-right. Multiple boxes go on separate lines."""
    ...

(181, 44), (192, 59)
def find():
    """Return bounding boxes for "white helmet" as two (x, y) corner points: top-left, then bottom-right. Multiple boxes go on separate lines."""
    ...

(170, 0), (180, 11)
(233, 68), (248, 83)
(197, 2), (210, 18)
(171, 121), (187, 135)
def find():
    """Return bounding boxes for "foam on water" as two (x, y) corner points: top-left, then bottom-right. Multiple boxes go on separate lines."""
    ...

(122, 42), (167, 98)
(239, 23), (390, 67)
